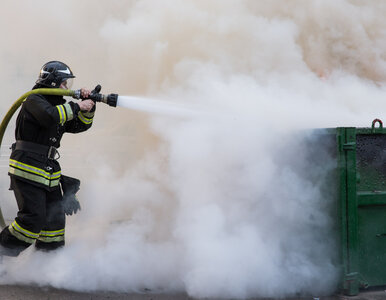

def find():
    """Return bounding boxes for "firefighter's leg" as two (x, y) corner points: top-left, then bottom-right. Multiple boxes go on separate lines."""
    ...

(0, 177), (46, 256)
(35, 187), (65, 251)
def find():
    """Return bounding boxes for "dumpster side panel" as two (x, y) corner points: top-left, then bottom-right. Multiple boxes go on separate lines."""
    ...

(356, 134), (386, 287)
(340, 129), (386, 295)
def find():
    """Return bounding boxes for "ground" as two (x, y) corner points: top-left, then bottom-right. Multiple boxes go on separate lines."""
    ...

(0, 285), (386, 300)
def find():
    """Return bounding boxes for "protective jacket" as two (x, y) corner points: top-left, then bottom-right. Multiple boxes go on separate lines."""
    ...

(0, 86), (95, 254)
(8, 86), (95, 190)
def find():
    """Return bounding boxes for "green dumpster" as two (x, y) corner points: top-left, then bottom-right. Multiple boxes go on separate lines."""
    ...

(336, 119), (386, 295)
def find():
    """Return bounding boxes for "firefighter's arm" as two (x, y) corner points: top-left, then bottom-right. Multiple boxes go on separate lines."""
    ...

(23, 95), (81, 128)
(64, 100), (96, 133)
(64, 88), (95, 133)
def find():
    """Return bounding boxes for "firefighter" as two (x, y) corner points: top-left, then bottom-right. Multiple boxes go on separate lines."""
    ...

(0, 61), (95, 256)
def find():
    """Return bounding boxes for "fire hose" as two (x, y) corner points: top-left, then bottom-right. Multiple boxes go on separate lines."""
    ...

(0, 85), (118, 228)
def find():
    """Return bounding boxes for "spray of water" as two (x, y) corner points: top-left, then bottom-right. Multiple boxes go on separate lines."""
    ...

(0, 0), (385, 299)
(117, 96), (210, 118)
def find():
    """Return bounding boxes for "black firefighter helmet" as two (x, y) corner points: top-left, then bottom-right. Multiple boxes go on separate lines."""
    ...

(36, 61), (75, 89)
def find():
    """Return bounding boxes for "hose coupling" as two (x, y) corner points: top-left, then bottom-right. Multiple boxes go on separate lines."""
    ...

(73, 84), (118, 107)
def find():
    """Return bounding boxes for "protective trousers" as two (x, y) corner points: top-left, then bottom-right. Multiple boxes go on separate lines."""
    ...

(0, 177), (65, 255)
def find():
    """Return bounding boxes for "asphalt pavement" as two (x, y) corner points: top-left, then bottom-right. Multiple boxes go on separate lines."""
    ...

(1, 285), (386, 300)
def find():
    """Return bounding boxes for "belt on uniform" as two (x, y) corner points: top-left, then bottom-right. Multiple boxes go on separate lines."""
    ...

(13, 140), (60, 160)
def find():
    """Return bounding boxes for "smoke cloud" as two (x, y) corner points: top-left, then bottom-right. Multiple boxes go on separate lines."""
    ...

(0, 0), (386, 298)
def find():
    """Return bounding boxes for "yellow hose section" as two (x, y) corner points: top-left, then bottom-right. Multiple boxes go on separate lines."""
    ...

(0, 88), (75, 228)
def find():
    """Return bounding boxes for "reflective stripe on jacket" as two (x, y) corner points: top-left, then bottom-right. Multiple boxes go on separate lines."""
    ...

(78, 111), (94, 125)
(8, 91), (95, 190)
(9, 159), (61, 188)
(56, 103), (74, 124)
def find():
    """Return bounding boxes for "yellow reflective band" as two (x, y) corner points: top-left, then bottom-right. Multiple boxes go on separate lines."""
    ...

(78, 112), (93, 125)
(40, 229), (65, 237)
(82, 111), (94, 118)
(37, 235), (65, 243)
(56, 105), (67, 124)
(56, 105), (62, 123)
(56, 105), (64, 124)
(64, 103), (73, 121)
(61, 105), (67, 123)
(12, 221), (39, 239)
(9, 225), (35, 244)
(9, 167), (60, 187)
(9, 159), (61, 180)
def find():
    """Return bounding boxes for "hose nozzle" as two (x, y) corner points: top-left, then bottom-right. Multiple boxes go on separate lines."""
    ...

(73, 84), (118, 107)
(102, 93), (118, 107)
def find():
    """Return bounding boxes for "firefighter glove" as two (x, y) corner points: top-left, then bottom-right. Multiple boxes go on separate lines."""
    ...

(63, 194), (81, 216)
(60, 175), (81, 216)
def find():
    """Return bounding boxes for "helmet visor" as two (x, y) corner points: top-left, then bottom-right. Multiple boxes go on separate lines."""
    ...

(60, 78), (73, 90)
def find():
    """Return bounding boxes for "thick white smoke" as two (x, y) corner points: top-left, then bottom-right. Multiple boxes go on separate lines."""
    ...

(0, 0), (386, 298)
